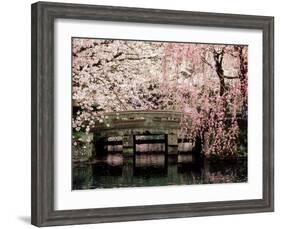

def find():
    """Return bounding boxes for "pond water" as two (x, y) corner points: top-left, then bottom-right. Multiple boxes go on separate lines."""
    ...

(72, 153), (247, 190)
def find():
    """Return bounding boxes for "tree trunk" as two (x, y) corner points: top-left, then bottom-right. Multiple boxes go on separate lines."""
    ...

(213, 49), (225, 96)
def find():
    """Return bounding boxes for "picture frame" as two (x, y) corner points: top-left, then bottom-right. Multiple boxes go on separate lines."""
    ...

(31, 1), (274, 227)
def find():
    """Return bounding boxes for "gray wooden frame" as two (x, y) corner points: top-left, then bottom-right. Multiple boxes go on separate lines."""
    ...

(31, 1), (274, 227)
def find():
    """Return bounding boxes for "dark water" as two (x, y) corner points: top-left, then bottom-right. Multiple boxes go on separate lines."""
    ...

(72, 153), (247, 190)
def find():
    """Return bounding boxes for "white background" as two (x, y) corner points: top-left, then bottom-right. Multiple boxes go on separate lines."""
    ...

(0, 0), (278, 228)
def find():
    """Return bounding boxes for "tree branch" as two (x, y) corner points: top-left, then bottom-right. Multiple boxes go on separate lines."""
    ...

(200, 56), (214, 69)
(224, 75), (239, 79)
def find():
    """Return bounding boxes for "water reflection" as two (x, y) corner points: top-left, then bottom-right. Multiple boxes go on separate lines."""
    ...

(72, 153), (247, 190)
(134, 154), (168, 177)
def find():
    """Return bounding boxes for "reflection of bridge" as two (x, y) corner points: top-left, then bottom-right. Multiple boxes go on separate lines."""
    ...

(91, 110), (193, 156)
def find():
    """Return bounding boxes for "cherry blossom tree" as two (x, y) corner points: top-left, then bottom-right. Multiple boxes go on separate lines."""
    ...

(72, 39), (166, 132)
(72, 38), (248, 156)
(161, 43), (247, 155)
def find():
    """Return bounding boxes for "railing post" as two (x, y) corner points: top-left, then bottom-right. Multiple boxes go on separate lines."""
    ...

(164, 134), (168, 167)
(133, 134), (136, 168)
(133, 135), (136, 154)
(164, 134), (168, 155)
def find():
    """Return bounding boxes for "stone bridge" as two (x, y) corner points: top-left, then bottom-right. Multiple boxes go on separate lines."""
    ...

(91, 110), (193, 156)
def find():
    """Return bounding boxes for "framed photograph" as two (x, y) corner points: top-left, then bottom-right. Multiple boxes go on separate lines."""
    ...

(31, 1), (274, 227)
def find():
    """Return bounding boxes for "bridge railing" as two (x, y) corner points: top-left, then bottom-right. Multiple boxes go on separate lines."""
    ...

(92, 110), (183, 131)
